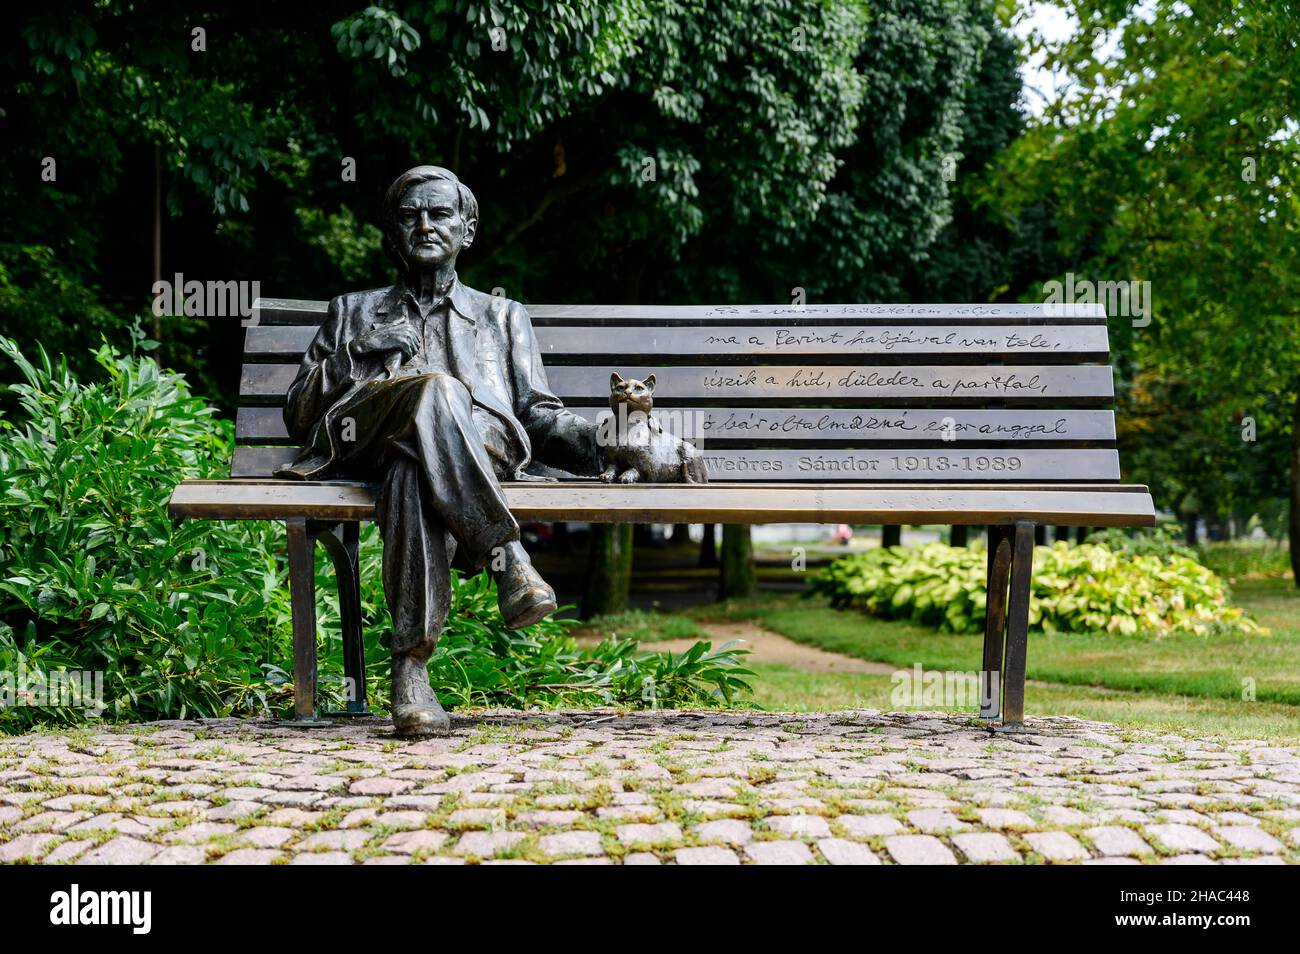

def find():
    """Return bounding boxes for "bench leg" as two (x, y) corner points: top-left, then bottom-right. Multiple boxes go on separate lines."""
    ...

(284, 518), (330, 727)
(999, 519), (1036, 732)
(980, 525), (1014, 719)
(316, 521), (369, 715)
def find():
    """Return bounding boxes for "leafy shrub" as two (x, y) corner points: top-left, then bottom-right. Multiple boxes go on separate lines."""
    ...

(810, 541), (1264, 637)
(0, 338), (752, 732)
(1197, 541), (1293, 580)
(1083, 524), (1196, 560)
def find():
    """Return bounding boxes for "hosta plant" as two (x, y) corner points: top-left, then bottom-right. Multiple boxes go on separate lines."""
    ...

(810, 541), (1264, 637)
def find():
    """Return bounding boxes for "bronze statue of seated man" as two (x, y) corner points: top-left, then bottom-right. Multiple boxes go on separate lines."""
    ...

(278, 165), (670, 736)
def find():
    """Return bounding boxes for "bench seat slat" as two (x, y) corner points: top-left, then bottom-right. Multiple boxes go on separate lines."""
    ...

(235, 406), (1118, 445)
(169, 479), (1155, 527)
(230, 445), (1122, 481)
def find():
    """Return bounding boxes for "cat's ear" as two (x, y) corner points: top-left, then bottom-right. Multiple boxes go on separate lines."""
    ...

(610, 371), (624, 389)
(644, 373), (656, 393)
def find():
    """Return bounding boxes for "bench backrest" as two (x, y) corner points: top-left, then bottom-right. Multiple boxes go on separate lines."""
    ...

(236, 299), (1121, 483)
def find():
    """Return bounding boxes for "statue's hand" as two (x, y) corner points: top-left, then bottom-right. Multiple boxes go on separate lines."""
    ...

(349, 322), (421, 362)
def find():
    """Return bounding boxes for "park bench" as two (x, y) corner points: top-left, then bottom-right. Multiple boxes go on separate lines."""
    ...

(168, 299), (1155, 730)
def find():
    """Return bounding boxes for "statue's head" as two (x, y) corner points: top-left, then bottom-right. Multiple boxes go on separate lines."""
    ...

(383, 165), (479, 272)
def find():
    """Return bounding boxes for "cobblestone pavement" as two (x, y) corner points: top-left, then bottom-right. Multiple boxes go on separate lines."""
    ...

(2, 710), (1298, 865)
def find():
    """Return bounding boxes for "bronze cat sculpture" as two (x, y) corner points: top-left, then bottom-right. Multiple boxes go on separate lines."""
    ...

(598, 373), (708, 484)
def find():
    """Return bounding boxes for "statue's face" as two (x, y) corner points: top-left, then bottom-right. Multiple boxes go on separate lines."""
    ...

(395, 179), (476, 269)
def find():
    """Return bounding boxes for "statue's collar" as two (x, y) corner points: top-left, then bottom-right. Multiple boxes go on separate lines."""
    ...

(380, 273), (475, 323)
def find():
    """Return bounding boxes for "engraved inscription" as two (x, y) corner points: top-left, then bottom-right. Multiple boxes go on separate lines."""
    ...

(697, 448), (1120, 481)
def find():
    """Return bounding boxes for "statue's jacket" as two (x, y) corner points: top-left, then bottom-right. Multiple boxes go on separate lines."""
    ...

(279, 279), (598, 481)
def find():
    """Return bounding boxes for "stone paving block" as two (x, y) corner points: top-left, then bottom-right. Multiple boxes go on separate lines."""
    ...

(1220, 856), (1286, 865)
(976, 808), (1038, 830)
(952, 832), (1019, 863)
(44, 839), (94, 864)
(595, 805), (662, 822)
(205, 801), (265, 821)
(1041, 806), (1091, 826)
(836, 814), (904, 837)
(1083, 856), (1142, 865)
(237, 826), (296, 848)
(1213, 826), (1282, 853)
(538, 831), (604, 857)
(164, 822), (239, 845)
(2, 710), (1297, 865)
(147, 845), (209, 865)
(675, 846), (740, 865)
(216, 849), (284, 865)
(766, 815), (832, 839)
(299, 829), (371, 851)
(77, 836), (159, 865)
(1144, 824), (1221, 854)
(291, 851), (354, 865)
(382, 830), (450, 855)
(349, 777), (414, 796)
(816, 838), (882, 865)
(744, 840), (816, 865)
(907, 808), (966, 834)
(454, 831), (527, 857)
(1024, 831), (1090, 862)
(448, 808), (506, 830)
(885, 835), (957, 865)
(616, 822), (683, 847)
(693, 819), (754, 846)
(1084, 826), (1152, 857)
(262, 808), (323, 827)
(16, 811), (90, 833)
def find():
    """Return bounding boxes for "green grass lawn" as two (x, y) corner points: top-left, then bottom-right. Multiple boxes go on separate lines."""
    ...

(683, 576), (1299, 739)
(571, 563), (1300, 738)
(695, 578), (1300, 704)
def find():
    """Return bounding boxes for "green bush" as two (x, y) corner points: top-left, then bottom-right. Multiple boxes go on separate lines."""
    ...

(0, 338), (752, 732)
(810, 541), (1264, 637)
(1197, 540), (1293, 581)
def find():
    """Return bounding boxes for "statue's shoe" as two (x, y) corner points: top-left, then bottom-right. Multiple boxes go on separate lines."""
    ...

(392, 700), (450, 737)
(498, 561), (558, 630)
(391, 652), (450, 737)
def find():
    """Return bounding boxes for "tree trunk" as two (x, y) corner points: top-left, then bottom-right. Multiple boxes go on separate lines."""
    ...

(1075, 526), (1089, 545)
(582, 524), (633, 617)
(1290, 387), (1300, 587)
(1185, 512), (1200, 546)
(1034, 525), (1047, 546)
(699, 523), (718, 567)
(882, 525), (902, 548)
(719, 524), (757, 599)
(670, 524), (690, 545)
(949, 525), (968, 547)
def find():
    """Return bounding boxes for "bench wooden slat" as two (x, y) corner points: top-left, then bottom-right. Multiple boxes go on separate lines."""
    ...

(230, 445), (1122, 481)
(244, 323), (1110, 361)
(235, 406), (1118, 445)
(252, 298), (1106, 326)
(169, 478), (1155, 526)
(240, 363), (1115, 405)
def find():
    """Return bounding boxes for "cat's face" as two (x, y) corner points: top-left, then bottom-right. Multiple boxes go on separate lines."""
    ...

(610, 372), (655, 415)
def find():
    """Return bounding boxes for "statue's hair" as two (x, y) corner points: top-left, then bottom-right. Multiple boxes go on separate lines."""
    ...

(382, 165), (478, 267)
